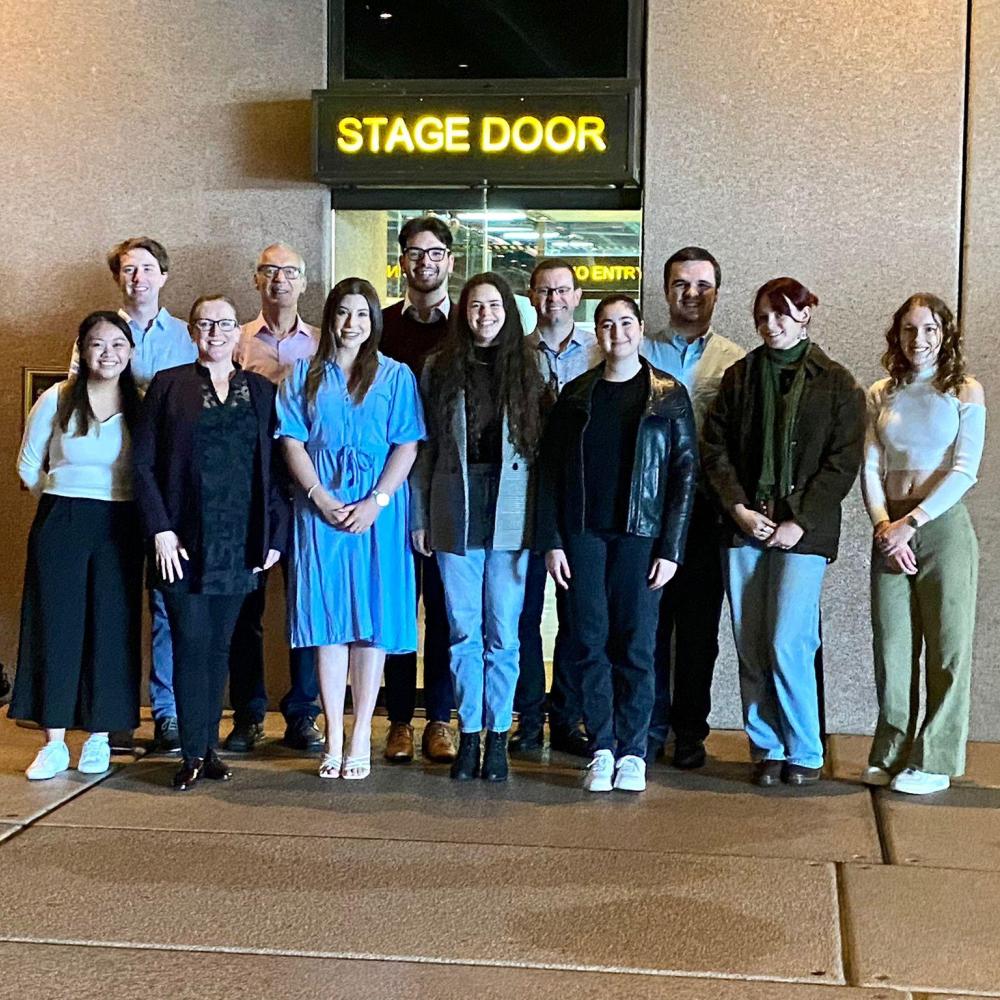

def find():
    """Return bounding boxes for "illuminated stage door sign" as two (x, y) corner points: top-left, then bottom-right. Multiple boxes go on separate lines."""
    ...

(313, 91), (638, 187)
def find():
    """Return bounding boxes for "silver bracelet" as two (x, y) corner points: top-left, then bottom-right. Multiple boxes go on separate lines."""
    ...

(306, 483), (321, 501)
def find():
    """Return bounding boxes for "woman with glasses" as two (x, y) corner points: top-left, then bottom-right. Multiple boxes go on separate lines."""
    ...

(861, 294), (985, 795)
(701, 278), (864, 786)
(277, 278), (425, 781)
(133, 295), (289, 791)
(12, 312), (144, 780)
(411, 272), (545, 782)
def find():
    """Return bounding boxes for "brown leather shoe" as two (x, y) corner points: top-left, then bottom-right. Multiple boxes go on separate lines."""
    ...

(384, 722), (414, 762)
(421, 721), (457, 763)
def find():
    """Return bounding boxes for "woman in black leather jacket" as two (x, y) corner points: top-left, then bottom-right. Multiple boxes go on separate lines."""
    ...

(535, 294), (697, 794)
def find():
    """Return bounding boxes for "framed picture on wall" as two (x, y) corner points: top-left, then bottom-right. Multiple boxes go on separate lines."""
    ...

(22, 367), (65, 433)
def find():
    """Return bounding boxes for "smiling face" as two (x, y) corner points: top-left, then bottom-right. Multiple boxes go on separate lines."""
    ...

(254, 244), (306, 309)
(331, 293), (373, 350)
(400, 229), (454, 296)
(466, 283), (506, 346)
(530, 266), (582, 326)
(82, 321), (133, 381)
(596, 300), (644, 361)
(117, 247), (167, 309)
(666, 259), (717, 331)
(755, 293), (811, 350)
(899, 304), (943, 371)
(189, 299), (241, 364)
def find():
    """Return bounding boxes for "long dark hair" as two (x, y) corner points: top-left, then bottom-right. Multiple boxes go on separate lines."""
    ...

(306, 277), (382, 406)
(430, 272), (543, 459)
(882, 293), (965, 396)
(56, 311), (141, 435)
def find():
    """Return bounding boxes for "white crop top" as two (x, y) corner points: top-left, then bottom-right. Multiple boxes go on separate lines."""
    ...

(862, 370), (986, 524)
(17, 382), (133, 501)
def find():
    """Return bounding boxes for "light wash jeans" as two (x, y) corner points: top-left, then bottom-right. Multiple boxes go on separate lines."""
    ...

(723, 543), (827, 769)
(436, 548), (529, 733)
(148, 587), (176, 720)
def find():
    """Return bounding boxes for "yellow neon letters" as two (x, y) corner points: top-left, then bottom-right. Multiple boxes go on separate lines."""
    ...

(335, 113), (608, 156)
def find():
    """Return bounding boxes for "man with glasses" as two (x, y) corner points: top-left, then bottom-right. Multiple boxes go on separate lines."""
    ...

(511, 259), (600, 757)
(225, 243), (321, 753)
(380, 215), (457, 764)
(640, 246), (745, 768)
(70, 237), (197, 755)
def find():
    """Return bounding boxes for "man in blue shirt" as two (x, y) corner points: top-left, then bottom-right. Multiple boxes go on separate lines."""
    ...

(71, 237), (197, 754)
(512, 259), (601, 757)
(640, 247), (744, 768)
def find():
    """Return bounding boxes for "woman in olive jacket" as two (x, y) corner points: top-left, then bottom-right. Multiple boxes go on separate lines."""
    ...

(701, 277), (864, 787)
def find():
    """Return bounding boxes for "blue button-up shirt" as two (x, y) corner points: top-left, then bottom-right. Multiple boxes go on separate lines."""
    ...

(526, 325), (602, 397)
(69, 307), (197, 389)
(641, 326), (745, 431)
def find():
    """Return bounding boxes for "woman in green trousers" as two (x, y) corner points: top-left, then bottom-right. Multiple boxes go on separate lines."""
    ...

(861, 293), (986, 795)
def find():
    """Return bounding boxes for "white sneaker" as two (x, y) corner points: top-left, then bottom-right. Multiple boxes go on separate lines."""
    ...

(890, 768), (950, 795)
(26, 741), (70, 780)
(78, 734), (111, 775)
(861, 766), (891, 787)
(613, 754), (647, 792)
(583, 749), (614, 792)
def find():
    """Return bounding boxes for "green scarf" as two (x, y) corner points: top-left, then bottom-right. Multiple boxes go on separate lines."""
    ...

(755, 339), (810, 506)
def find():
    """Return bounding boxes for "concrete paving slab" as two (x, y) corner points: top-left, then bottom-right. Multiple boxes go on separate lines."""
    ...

(39, 726), (880, 865)
(0, 826), (844, 984)
(829, 734), (1000, 790)
(842, 863), (1000, 992)
(877, 785), (1000, 871)
(0, 713), (133, 823)
(0, 944), (909, 1000)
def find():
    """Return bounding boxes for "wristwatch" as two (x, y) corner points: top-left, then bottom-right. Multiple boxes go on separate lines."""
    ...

(371, 489), (391, 508)
(905, 514), (919, 530)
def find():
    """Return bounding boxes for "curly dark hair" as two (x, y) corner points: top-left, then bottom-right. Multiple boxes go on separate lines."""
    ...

(428, 272), (543, 459)
(882, 293), (965, 396)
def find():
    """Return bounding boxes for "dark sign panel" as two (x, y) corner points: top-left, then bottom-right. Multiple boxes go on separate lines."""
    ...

(313, 86), (639, 188)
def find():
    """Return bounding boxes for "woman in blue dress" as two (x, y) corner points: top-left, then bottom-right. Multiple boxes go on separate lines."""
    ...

(277, 277), (425, 781)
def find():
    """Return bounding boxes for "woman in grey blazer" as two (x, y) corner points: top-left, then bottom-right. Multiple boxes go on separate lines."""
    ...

(411, 272), (544, 782)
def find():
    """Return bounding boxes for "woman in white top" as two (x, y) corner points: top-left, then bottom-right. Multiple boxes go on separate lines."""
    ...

(861, 293), (986, 795)
(11, 312), (144, 780)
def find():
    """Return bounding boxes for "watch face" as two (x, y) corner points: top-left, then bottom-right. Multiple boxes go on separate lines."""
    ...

(374, 490), (390, 507)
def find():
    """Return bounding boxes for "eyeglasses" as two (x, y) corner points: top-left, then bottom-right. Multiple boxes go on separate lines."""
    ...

(402, 246), (449, 262)
(192, 318), (239, 333)
(534, 286), (574, 298)
(257, 265), (302, 280)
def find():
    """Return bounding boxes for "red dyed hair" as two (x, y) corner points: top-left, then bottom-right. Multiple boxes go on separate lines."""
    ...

(752, 277), (819, 320)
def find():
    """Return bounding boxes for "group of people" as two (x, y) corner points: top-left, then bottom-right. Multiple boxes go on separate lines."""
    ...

(9, 217), (986, 799)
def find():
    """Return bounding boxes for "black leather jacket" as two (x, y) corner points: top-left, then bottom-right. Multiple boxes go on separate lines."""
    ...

(534, 359), (698, 563)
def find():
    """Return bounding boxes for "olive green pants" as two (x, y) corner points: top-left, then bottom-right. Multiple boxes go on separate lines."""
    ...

(869, 503), (978, 776)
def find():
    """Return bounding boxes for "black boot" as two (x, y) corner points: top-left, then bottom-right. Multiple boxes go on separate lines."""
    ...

(481, 730), (509, 782)
(450, 732), (481, 780)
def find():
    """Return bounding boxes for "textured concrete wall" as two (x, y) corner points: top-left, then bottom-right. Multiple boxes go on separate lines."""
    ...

(643, 1), (970, 734)
(0, 2), (329, 696)
(962, 0), (999, 740)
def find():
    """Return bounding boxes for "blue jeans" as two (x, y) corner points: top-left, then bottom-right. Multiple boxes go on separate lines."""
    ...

(148, 587), (176, 721)
(436, 548), (529, 733)
(723, 544), (827, 769)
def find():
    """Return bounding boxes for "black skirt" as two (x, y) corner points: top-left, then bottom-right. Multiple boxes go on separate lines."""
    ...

(10, 495), (143, 731)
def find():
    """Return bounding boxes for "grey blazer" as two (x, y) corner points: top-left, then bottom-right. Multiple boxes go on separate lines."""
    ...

(410, 359), (534, 555)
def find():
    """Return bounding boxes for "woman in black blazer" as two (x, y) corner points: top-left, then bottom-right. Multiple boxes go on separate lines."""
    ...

(133, 294), (289, 791)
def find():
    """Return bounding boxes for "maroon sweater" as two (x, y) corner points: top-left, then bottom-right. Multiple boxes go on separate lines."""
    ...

(380, 300), (451, 378)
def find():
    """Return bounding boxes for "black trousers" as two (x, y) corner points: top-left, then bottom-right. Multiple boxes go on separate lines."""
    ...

(11, 496), (143, 731)
(513, 551), (582, 732)
(382, 551), (454, 724)
(228, 555), (318, 726)
(649, 493), (726, 747)
(564, 531), (660, 759)
(164, 590), (244, 760)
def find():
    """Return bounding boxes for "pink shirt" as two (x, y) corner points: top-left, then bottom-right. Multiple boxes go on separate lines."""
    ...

(235, 312), (319, 384)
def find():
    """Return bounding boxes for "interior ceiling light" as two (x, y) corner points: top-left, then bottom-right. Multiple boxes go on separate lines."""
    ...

(378, 11), (392, 19)
(502, 230), (539, 240)
(456, 211), (527, 222)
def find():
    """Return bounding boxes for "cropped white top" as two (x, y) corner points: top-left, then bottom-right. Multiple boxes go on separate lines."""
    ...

(17, 382), (133, 501)
(862, 369), (986, 524)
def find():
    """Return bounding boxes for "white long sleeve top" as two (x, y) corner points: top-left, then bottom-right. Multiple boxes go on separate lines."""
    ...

(861, 369), (986, 524)
(17, 382), (133, 501)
